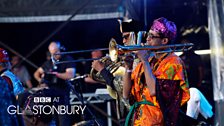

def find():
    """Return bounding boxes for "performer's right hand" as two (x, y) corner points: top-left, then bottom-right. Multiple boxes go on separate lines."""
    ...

(92, 60), (105, 72)
(136, 50), (151, 62)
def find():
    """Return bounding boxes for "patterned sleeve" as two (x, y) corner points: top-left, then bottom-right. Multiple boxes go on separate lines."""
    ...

(161, 58), (190, 105)
(156, 79), (182, 125)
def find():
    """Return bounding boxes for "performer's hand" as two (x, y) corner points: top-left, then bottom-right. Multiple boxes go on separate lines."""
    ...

(123, 54), (134, 70)
(51, 71), (59, 77)
(92, 60), (105, 72)
(136, 50), (152, 62)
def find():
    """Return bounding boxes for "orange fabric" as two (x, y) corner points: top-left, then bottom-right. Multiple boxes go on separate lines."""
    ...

(130, 53), (190, 126)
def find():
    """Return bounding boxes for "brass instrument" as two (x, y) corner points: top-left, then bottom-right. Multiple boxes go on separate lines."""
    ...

(89, 55), (123, 84)
(89, 38), (125, 84)
(109, 39), (194, 62)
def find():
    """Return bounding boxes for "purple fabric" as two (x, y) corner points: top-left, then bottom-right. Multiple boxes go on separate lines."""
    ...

(156, 79), (182, 126)
(150, 17), (177, 41)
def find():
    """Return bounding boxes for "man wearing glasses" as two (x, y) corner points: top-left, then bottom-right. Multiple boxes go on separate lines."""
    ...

(91, 20), (145, 125)
(123, 17), (190, 126)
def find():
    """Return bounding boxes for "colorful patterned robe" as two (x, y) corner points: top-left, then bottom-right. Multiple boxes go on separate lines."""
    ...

(128, 52), (190, 126)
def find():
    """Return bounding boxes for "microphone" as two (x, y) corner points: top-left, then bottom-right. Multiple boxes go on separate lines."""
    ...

(69, 74), (88, 81)
(51, 55), (56, 65)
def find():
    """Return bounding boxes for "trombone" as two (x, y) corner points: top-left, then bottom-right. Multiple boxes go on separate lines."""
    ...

(53, 38), (194, 64)
(109, 38), (194, 62)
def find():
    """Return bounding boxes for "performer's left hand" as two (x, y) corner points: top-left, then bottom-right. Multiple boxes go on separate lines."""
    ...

(92, 60), (105, 72)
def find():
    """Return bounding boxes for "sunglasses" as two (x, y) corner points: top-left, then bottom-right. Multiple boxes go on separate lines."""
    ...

(147, 33), (162, 39)
(122, 34), (130, 39)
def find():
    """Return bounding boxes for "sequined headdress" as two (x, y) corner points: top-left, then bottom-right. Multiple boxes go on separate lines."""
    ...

(150, 17), (177, 41)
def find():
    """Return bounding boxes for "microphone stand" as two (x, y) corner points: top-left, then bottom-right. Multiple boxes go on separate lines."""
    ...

(66, 77), (101, 126)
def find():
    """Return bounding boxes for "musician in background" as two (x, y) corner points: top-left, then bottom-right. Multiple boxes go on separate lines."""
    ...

(91, 20), (145, 125)
(33, 41), (76, 126)
(83, 50), (105, 93)
(123, 17), (190, 125)
(0, 48), (24, 99)
(0, 48), (24, 126)
(84, 50), (103, 83)
(34, 41), (76, 86)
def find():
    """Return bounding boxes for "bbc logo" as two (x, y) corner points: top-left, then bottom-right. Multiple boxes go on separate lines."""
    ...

(34, 97), (51, 103)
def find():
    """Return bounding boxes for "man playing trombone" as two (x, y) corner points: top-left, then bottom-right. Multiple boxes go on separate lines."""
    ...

(123, 17), (190, 126)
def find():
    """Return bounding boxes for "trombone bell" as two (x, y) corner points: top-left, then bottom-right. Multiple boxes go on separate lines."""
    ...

(109, 38), (119, 62)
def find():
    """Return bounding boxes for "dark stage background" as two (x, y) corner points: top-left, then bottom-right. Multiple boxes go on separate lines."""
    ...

(0, 0), (217, 125)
